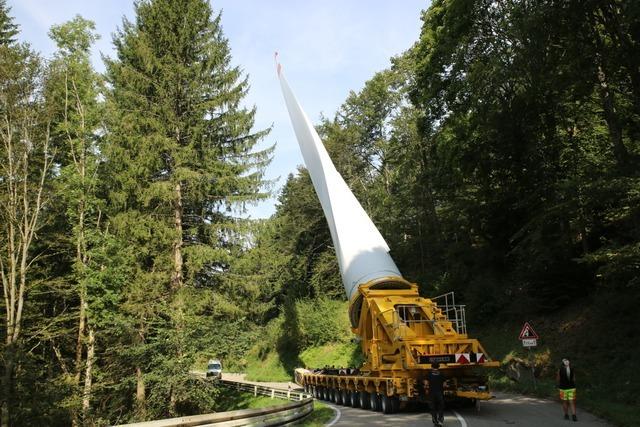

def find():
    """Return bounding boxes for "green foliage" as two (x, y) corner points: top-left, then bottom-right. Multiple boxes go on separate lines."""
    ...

(0, 0), (18, 45)
(244, 299), (359, 381)
(294, 299), (351, 348)
(299, 343), (363, 370)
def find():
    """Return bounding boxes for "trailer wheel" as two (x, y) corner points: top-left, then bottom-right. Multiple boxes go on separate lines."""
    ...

(341, 389), (350, 406)
(391, 396), (400, 413)
(370, 393), (381, 412)
(359, 391), (370, 409)
(350, 391), (359, 408)
(321, 388), (329, 401)
(380, 394), (393, 414)
(335, 389), (344, 405)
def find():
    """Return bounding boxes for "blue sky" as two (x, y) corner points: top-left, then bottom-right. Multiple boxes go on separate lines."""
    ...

(9, 0), (427, 218)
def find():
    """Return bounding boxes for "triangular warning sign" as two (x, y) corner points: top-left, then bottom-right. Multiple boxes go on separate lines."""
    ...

(519, 322), (539, 340)
(455, 353), (470, 364)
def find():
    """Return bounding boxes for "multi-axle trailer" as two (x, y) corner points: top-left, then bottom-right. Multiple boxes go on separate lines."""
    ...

(295, 278), (499, 414)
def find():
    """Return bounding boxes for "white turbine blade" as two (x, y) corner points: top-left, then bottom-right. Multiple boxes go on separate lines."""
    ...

(276, 59), (402, 300)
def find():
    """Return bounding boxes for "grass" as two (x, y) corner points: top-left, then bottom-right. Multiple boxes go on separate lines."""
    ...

(213, 387), (286, 412)
(291, 401), (336, 426)
(244, 350), (293, 382)
(215, 388), (335, 427)
(299, 342), (363, 369)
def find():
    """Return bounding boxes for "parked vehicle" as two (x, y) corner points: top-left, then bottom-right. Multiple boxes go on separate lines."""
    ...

(206, 359), (222, 379)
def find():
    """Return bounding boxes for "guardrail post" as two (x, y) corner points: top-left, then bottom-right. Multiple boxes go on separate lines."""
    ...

(254, 385), (257, 396)
(287, 390), (291, 400)
(271, 389), (275, 399)
(299, 393), (303, 401)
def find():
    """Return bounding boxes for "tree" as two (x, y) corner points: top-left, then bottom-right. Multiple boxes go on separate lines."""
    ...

(0, 42), (53, 427)
(103, 0), (271, 418)
(45, 16), (102, 425)
(0, 0), (18, 46)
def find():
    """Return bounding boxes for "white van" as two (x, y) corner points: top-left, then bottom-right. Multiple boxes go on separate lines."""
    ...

(206, 359), (222, 379)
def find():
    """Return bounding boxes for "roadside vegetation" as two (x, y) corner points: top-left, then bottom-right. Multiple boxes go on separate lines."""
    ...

(212, 388), (285, 412)
(291, 401), (335, 427)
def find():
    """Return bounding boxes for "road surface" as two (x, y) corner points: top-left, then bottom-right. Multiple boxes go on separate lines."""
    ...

(220, 374), (612, 426)
(328, 392), (611, 426)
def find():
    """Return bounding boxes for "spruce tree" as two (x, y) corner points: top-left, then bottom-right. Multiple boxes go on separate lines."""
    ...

(0, 0), (18, 45)
(104, 0), (271, 418)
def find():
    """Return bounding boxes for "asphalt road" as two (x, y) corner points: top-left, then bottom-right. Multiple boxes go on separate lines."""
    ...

(219, 373), (612, 426)
(327, 392), (612, 427)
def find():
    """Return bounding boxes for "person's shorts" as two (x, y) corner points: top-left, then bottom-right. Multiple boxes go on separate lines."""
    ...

(559, 388), (576, 401)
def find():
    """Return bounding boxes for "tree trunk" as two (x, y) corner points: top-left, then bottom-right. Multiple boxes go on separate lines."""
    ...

(597, 64), (630, 170)
(171, 182), (183, 290)
(597, 2), (640, 115)
(1, 344), (15, 427)
(1, 103), (51, 427)
(135, 366), (146, 413)
(75, 298), (86, 384)
(81, 328), (95, 426)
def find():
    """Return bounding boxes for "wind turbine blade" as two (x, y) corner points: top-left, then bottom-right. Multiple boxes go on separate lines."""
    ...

(276, 59), (402, 300)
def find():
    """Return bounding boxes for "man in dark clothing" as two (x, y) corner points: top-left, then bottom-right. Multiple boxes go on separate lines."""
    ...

(426, 363), (446, 426)
(557, 358), (577, 421)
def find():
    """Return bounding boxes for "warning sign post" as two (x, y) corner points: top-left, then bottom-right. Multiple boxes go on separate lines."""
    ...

(518, 322), (539, 341)
(518, 322), (539, 389)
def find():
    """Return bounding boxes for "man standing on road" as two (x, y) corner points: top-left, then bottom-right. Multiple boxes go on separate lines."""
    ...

(557, 358), (577, 421)
(426, 363), (446, 426)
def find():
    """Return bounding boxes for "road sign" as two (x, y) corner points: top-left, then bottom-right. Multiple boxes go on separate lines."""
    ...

(519, 322), (539, 340)
(522, 338), (537, 347)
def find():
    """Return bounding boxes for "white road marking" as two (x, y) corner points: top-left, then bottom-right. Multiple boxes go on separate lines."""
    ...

(325, 403), (341, 426)
(452, 410), (468, 427)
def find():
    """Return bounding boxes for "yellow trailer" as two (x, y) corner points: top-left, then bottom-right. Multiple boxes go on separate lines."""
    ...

(295, 277), (499, 413)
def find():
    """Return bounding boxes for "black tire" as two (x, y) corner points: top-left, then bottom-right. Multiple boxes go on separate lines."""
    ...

(391, 396), (400, 413)
(321, 388), (328, 401)
(370, 393), (381, 412)
(341, 390), (350, 406)
(359, 391), (370, 409)
(335, 389), (343, 405)
(381, 395), (394, 414)
(350, 391), (359, 408)
(331, 389), (339, 403)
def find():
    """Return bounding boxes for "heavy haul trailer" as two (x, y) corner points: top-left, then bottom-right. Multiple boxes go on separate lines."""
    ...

(294, 277), (499, 413)
(276, 58), (499, 414)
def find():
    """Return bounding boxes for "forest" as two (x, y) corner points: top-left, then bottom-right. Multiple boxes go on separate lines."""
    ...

(1, 0), (638, 426)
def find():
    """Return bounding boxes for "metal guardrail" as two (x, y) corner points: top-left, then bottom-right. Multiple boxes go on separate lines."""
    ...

(114, 379), (313, 427)
(220, 379), (310, 402)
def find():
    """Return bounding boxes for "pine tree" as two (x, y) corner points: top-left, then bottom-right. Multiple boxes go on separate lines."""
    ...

(0, 0), (18, 45)
(103, 0), (271, 418)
